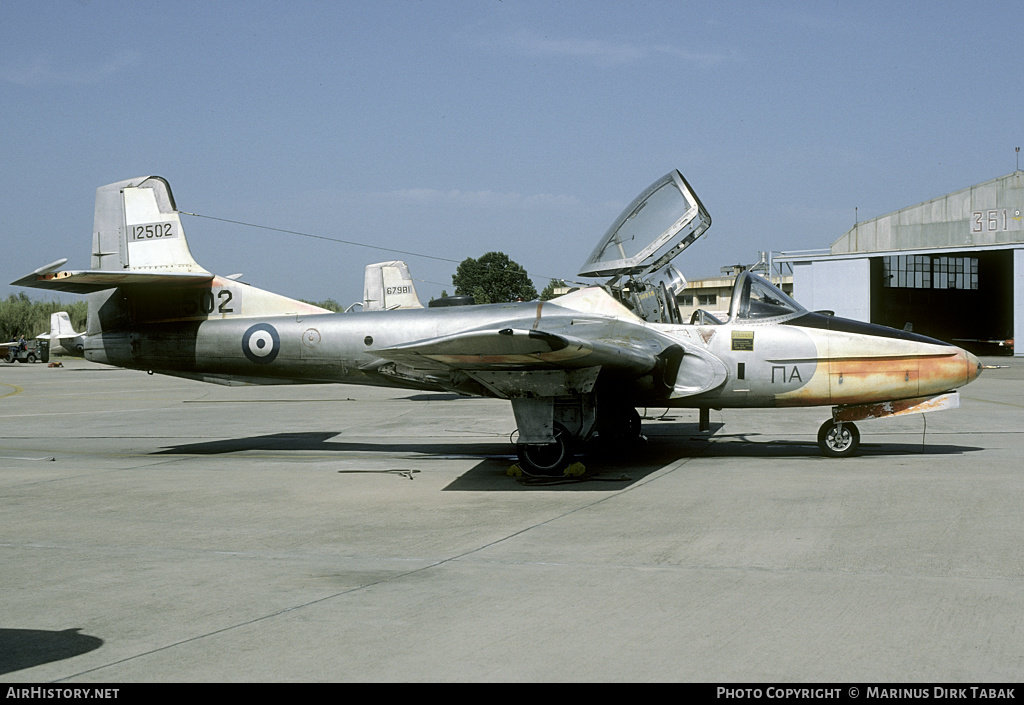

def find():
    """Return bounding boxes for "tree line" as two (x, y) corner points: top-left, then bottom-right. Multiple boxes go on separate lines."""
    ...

(0, 294), (87, 342)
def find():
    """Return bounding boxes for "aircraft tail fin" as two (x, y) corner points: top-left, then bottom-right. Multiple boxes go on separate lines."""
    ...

(42, 312), (86, 356)
(12, 175), (213, 294)
(12, 176), (331, 336)
(362, 261), (424, 310)
(92, 175), (206, 274)
(50, 311), (79, 339)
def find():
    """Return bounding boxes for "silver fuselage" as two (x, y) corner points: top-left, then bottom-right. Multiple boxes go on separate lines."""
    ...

(84, 294), (980, 409)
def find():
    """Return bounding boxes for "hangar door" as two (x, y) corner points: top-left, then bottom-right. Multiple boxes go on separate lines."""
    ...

(870, 250), (1012, 354)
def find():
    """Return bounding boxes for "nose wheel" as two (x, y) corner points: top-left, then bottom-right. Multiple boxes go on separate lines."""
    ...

(817, 419), (860, 458)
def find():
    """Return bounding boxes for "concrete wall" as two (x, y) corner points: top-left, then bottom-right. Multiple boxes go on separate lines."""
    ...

(792, 258), (871, 322)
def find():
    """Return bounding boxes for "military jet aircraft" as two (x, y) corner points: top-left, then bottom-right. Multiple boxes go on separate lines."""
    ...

(13, 172), (983, 474)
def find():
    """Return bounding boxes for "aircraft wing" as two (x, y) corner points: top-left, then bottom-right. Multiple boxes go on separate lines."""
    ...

(11, 259), (214, 294)
(374, 328), (659, 375)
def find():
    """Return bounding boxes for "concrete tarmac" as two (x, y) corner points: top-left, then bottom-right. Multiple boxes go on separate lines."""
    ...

(1, 356), (1022, 682)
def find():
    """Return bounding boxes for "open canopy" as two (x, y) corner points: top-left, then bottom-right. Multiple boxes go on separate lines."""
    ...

(578, 170), (711, 279)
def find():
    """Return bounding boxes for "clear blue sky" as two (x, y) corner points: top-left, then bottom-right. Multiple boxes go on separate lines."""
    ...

(3, 1), (1021, 306)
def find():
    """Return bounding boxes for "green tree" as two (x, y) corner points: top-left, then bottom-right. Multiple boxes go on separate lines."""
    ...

(300, 298), (343, 312)
(540, 279), (567, 301)
(451, 252), (537, 304)
(0, 294), (87, 342)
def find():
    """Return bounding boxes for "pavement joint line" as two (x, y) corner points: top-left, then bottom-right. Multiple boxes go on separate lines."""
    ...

(54, 446), (712, 681)
(0, 407), (174, 419)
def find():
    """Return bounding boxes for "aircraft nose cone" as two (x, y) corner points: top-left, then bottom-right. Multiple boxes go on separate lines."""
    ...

(919, 345), (982, 396)
(965, 349), (982, 384)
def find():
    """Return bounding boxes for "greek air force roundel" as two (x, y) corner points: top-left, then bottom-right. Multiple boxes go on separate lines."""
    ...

(242, 323), (280, 364)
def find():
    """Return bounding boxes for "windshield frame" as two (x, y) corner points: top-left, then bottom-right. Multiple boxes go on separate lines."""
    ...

(728, 272), (806, 322)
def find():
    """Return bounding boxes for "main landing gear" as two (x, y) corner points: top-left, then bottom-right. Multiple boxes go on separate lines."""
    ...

(817, 419), (860, 458)
(513, 399), (645, 477)
(516, 423), (575, 476)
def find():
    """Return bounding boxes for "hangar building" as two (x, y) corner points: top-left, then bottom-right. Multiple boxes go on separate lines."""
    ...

(777, 171), (1024, 356)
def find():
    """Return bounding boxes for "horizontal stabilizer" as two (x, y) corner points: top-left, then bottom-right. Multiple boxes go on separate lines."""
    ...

(13, 175), (214, 294)
(11, 267), (214, 294)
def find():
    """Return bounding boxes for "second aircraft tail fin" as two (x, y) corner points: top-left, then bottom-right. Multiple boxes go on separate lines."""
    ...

(44, 311), (85, 356)
(362, 261), (424, 310)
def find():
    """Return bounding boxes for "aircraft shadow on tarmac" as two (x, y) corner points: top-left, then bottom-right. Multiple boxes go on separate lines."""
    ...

(447, 424), (985, 490)
(153, 431), (516, 461)
(152, 430), (676, 491)
(151, 422), (984, 491)
(677, 433), (986, 459)
(0, 628), (103, 675)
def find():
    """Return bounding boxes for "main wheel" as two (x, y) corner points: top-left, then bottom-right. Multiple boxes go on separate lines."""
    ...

(817, 419), (860, 458)
(516, 423), (573, 476)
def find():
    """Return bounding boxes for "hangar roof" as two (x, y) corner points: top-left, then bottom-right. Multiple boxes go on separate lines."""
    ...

(831, 171), (1024, 255)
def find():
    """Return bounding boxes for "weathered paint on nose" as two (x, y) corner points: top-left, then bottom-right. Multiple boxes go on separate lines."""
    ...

(964, 349), (983, 385)
(777, 314), (986, 408)
(821, 341), (983, 405)
(918, 346), (983, 397)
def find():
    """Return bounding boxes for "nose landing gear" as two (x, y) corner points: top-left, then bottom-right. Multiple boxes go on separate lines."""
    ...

(817, 419), (860, 458)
